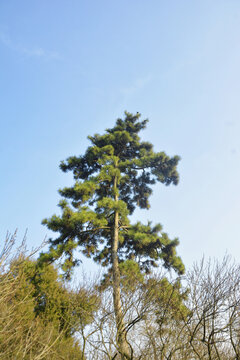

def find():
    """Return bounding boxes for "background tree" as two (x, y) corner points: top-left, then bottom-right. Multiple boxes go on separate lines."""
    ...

(0, 231), (98, 359)
(184, 256), (240, 359)
(137, 276), (190, 359)
(75, 270), (190, 360)
(41, 111), (184, 359)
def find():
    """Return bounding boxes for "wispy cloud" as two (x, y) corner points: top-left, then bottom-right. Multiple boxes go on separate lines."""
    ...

(120, 74), (152, 96)
(0, 32), (61, 60)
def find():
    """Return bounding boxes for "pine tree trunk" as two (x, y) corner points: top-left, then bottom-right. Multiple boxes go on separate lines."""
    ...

(112, 176), (131, 359)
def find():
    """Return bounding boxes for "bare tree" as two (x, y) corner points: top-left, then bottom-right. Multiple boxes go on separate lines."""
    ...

(184, 256), (240, 359)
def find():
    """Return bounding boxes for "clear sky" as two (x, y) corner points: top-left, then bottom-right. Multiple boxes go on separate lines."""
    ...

(1, 0), (240, 273)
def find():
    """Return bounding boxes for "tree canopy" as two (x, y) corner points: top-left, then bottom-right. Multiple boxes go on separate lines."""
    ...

(0, 253), (98, 359)
(41, 111), (184, 277)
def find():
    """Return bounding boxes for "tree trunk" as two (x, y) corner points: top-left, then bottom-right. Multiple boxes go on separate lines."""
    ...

(112, 176), (131, 359)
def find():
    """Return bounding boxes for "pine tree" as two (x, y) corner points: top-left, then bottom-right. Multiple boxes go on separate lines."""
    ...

(40, 111), (184, 359)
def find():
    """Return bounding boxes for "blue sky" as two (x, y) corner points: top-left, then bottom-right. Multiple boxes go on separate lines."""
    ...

(1, 0), (240, 273)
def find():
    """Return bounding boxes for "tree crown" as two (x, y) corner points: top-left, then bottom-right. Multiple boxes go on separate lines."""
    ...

(40, 112), (184, 278)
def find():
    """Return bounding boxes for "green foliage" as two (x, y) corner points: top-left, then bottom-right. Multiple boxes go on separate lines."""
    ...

(122, 221), (185, 274)
(0, 256), (98, 359)
(144, 277), (189, 322)
(100, 259), (145, 292)
(41, 111), (184, 279)
(22, 258), (98, 329)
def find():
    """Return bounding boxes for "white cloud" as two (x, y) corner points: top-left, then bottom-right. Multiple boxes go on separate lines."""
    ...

(0, 32), (61, 60)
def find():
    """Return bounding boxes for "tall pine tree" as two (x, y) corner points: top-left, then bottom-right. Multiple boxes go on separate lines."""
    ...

(41, 112), (184, 359)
